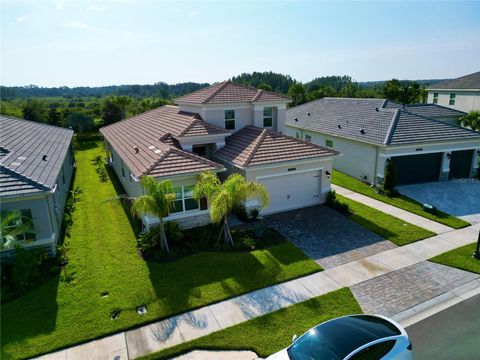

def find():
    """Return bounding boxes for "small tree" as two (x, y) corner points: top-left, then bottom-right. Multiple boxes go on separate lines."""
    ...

(0, 212), (34, 250)
(193, 172), (269, 245)
(383, 160), (397, 196)
(131, 176), (176, 253)
(459, 111), (480, 131)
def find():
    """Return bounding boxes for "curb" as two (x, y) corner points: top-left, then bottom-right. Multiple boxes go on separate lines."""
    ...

(393, 277), (480, 328)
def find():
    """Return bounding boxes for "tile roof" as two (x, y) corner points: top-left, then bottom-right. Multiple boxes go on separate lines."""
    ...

(427, 71), (480, 90)
(0, 116), (73, 197)
(100, 106), (226, 178)
(286, 97), (480, 146)
(214, 126), (338, 168)
(174, 81), (291, 104)
(384, 101), (467, 117)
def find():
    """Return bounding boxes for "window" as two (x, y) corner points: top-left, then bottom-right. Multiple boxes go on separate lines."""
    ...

(121, 165), (125, 178)
(433, 92), (439, 104)
(326, 139), (334, 147)
(263, 107), (273, 127)
(0, 209), (36, 244)
(171, 186), (199, 214)
(224, 110), (235, 130)
(449, 93), (456, 105)
(349, 340), (396, 360)
(192, 145), (207, 157)
(305, 134), (312, 142)
(295, 131), (301, 139)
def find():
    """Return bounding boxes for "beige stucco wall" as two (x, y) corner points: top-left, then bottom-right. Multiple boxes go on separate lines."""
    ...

(427, 90), (480, 112)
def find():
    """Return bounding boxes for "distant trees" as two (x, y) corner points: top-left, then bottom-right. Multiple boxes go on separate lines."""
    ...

(288, 83), (307, 106)
(47, 105), (62, 127)
(22, 99), (47, 123)
(101, 96), (131, 125)
(231, 71), (294, 93)
(257, 83), (273, 91)
(382, 79), (427, 104)
(64, 112), (94, 133)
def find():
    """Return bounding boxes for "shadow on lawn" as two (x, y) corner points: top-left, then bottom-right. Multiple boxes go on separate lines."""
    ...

(1, 275), (60, 357)
(348, 213), (397, 239)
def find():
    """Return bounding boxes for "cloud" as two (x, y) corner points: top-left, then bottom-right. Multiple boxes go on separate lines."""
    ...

(16, 15), (30, 22)
(187, 11), (198, 19)
(89, 4), (108, 12)
(66, 21), (98, 32)
(54, 0), (65, 10)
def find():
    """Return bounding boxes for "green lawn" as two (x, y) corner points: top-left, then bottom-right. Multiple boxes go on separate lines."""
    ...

(1, 141), (321, 360)
(140, 288), (362, 360)
(431, 243), (480, 274)
(337, 194), (435, 246)
(332, 170), (469, 229)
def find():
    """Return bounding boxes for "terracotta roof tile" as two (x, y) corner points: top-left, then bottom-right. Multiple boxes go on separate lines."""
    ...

(175, 81), (291, 104)
(215, 126), (338, 167)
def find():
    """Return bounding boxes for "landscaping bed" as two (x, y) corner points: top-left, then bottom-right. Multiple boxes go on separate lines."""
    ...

(1, 141), (320, 360)
(139, 288), (362, 360)
(430, 243), (480, 274)
(332, 170), (469, 229)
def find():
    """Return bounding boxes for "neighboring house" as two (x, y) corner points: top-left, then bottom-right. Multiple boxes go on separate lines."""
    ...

(0, 116), (74, 258)
(100, 81), (338, 230)
(285, 98), (480, 186)
(427, 71), (480, 112)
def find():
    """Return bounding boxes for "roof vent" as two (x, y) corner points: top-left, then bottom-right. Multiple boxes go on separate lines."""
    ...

(307, 112), (311, 116)
(337, 124), (342, 129)
(360, 129), (366, 134)
(294, 118), (298, 122)
(375, 107), (379, 112)
(42, 155), (48, 161)
(134, 146), (139, 154)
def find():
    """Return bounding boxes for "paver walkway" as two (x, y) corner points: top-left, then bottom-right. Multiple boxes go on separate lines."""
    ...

(36, 223), (479, 360)
(332, 184), (454, 234)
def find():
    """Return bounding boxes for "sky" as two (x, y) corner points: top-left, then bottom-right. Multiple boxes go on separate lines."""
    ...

(1, 0), (479, 87)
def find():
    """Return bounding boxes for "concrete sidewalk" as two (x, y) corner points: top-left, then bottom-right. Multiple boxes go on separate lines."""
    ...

(332, 184), (454, 234)
(36, 223), (479, 360)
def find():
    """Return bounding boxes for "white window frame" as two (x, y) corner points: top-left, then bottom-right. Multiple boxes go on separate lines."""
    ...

(224, 110), (235, 130)
(171, 186), (200, 214)
(263, 107), (273, 127)
(449, 93), (456, 106)
(433, 92), (439, 104)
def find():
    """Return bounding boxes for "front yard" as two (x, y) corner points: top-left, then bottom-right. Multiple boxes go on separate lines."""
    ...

(140, 288), (362, 360)
(1, 141), (320, 359)
(332, 170), (470, 229)
(431, 243), (480, 274)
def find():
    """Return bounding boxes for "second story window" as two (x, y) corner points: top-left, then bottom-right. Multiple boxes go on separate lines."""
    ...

(295, 131), (301, 139)
(224, 110), (235, 130)
(305, 134), (312, 142)
(449, 93), (456, 106)
(263, 107), (273, 127)
(433, 93), (438, 104)
(325, 139), (333, 147)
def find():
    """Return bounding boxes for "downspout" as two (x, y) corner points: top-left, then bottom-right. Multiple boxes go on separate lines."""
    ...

(373, 145), (379, 186)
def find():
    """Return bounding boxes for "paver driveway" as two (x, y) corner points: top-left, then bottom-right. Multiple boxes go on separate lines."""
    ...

(397, 180), (480, 224)
(263, 205), (396, 269)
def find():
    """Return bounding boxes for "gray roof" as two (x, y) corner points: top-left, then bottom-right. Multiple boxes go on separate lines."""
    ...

(384, 101), (466, 117)
(427, 71), (480, 90)
(286, 97), (480, 146)
(0, 116), (73, 197)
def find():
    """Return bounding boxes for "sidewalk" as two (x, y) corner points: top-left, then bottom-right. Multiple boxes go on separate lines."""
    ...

(332, 184), (454, 234)
(36, 223), (479, 360)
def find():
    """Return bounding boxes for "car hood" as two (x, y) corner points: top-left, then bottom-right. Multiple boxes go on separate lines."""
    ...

(266, 348), (290, 360)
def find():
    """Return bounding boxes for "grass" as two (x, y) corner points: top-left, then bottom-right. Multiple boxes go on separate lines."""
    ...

(430, 243), (480, 274)
(139, 288), (362, 360)
(336, 194), (435, 246)
(332, 170), (470, 229)
(1, 141), (321, 360)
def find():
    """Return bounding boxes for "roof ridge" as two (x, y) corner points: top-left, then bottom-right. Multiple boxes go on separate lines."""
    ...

(201, 81), (230, 104)
(142, 145), (171, 175)
(384, 109), (400, 145)
(0, 164), (51, 191)
(252, 89), (264, 102)
(100, 105), (178, 131)
(241, 127), (268, 167)
(402, 109), (480, 133)
(177, 113), (202, 136)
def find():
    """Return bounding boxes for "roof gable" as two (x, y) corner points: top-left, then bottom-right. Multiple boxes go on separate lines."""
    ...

(174, 81), (290, 104)
(215, 126), (338, 167)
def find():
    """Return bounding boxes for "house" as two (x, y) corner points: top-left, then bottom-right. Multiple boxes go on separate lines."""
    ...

(427, 71), (480, 112)
(0, 116), (74, 258)
(285, 98), (480, 186)
(100, 81), (338, 230)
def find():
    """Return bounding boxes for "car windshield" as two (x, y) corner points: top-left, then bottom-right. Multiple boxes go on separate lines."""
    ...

(286, 315), (401, 360)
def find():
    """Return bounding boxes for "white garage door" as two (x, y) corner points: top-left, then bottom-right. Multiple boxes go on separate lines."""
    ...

(258, 170), (322, 214)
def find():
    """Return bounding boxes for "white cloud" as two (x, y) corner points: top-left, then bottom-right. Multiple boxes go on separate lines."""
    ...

(16, 15), (30, 22)
(54, 0), (65, 10)
(187, 11), (198, 19)
(172, 8), (181, 13)
(89, 4), (108, 12)
(66, 21), (98, 32)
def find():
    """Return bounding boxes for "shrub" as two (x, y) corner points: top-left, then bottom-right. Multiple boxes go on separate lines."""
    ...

(96, 167), (108, 182)
(249, 208), (260, 220)
(232, 203), (249, 222)
(383, 160), (397, 197)
(325, 190), (337, 206)
(325, 190), (350, 215)
(11, 246), (48, 291)
(241, 236), (257, 250)
(164, 221), (184, 246)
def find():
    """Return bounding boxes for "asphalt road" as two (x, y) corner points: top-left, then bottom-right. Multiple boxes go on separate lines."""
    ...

(406, 294), (480, 360)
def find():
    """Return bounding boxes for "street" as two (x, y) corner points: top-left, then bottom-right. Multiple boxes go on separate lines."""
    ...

(406, 294), (480, 360)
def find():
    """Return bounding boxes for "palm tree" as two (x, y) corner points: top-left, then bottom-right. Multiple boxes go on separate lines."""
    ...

(459, 111), (480, 131)
(0, 212), (34, 250)
(131, 176), (176, 253)
(193, 172), (269, 245)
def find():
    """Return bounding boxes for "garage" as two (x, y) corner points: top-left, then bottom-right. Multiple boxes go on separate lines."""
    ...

(391, 153), (442, 185)
(449, 150), (473, 179)
(258, 170), (322, 214)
